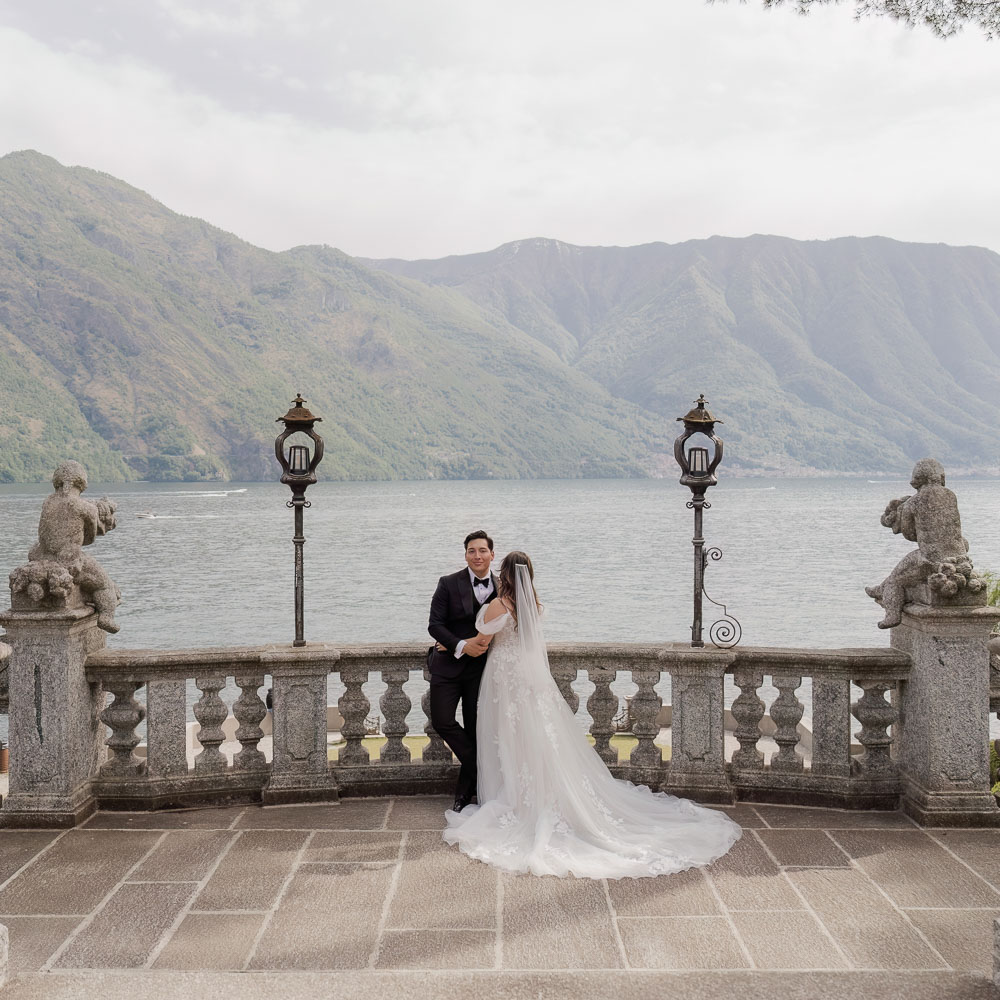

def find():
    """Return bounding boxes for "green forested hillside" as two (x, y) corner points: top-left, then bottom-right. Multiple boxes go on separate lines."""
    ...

(367, 236), (1000, 474)
(0, 152), (668, 482)
(2, 151), (999, 482)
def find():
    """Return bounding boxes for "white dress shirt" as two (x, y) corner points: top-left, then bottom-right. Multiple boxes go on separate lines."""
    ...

(455, 569), (495, 658)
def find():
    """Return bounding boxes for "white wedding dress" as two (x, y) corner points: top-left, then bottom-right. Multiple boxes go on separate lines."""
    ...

(443, 565), (741, 879)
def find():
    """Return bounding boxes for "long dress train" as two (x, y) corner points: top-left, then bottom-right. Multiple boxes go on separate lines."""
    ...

(443, 568), (741, 879)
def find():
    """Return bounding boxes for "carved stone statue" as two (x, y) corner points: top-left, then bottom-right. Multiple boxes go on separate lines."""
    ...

(8, 460), (121, 633)
(866, 458), (986, 629)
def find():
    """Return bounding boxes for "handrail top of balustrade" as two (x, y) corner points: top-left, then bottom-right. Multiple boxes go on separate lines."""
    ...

(730, 645), (910, 673)
(86, 641), (341, 675)
(83, 638), (911, 680)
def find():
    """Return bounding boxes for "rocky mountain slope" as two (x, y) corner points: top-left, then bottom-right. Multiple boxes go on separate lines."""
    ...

(0, 152), (667, 482)
(2, 150), (998, 481)
(366, 236), (1000, 475)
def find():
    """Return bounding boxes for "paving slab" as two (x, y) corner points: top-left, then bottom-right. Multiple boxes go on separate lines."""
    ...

(302, 830), (402, 863)
(501, 873), (622, 969)
(388, 832), (495, 930)
(0, 830), (161, 915)
(249, 862), (392, 969)
(130, 831), (236, 882)
(192, 830), (307, 911)
(235, 801), (389, 830)
(152, 913), (266, 970)
(607, 867), (719, 917)
(54, 882), (196, 969)
(2, 970), (1000, 1000)
(375, 929), (495, 969)
(0, 918), (80, 975)
(830, 829), (1000, 908)
(710, 804), (768, 829)
(617, 915), (749, 970)
(926, 830), (1000, 891)
(0, 832), (61, 885)
(705, 833), (802, 911)
(787, 867), (945, 969)
(756, 828), (851, 868)
(904, 908), (1000, 976)
(385, 796), (450, 830)
(81, 809), (246, 831)
(731, 909), (848, 969)
(751, 806), (917, 829)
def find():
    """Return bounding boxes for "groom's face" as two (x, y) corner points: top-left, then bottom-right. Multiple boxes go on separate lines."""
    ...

(465, 539), (494, 578)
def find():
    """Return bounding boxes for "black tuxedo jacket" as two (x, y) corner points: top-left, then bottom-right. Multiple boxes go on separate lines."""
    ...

(427, 567), (498, 680)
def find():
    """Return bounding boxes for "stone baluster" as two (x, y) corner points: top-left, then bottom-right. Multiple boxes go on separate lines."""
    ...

(338, 670), (372, 766)
(99, 680), (146, 778)
(193, 675), (228, 774)
(587, 668), (618, 766)
(379, 666), (412, 764)
(552, 662), (580, 714)
(421, 668), (454, 763)
(629, 667), (662, 769)
(851, 681), (896, 777)
(730, 668), (765, 771)
(233, 674), (268, 771)
(769, 674), (805, 773)
(810, 678), (852, 781)
(145, 678), (189, 778)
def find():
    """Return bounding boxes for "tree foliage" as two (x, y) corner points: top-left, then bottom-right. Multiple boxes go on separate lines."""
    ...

(745, 0), (1000, 38)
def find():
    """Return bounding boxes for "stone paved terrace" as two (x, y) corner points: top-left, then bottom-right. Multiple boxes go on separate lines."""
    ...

(2, 797), (1000, 999)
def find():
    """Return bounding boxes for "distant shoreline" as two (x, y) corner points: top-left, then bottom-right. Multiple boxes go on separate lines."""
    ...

(4, 470), (1000, 487)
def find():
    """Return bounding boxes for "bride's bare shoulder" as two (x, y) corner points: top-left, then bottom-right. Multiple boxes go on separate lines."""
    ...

(483, 597), (512, 623)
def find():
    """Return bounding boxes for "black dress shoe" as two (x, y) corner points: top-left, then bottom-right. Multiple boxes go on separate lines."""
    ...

(453, 793), (473, 813)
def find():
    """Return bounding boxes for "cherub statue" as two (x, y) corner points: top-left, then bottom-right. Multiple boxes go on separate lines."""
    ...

(9, 460), (121, 633)
(866, 458), (985, 629)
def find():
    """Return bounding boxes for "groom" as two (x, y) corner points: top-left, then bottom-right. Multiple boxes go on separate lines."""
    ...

(427, 530), (498, 812)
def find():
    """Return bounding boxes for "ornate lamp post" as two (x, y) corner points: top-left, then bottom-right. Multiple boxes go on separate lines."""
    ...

(275, 394), (324, 646)
(674, 394), (739, 648)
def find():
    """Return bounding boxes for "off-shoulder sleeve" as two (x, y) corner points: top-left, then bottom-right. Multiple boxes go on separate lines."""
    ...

(475, 603), (510, 635)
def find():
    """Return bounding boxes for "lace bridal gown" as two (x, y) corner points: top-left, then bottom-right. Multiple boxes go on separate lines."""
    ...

(444, 565), (741, 879)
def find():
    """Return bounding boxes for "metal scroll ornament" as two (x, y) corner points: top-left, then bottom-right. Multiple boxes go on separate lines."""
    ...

(702, 547), (742, 649)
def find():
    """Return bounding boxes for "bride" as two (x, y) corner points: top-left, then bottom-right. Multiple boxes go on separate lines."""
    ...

(443, 551), (741, 879)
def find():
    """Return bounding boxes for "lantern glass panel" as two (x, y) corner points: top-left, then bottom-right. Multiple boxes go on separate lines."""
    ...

(683, 431), (716, 476)
(283, 431), (315, 474)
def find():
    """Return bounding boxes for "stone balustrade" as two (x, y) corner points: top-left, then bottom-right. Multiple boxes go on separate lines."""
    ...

(3, 601), (997, 827)
(65, 638), (912, 813)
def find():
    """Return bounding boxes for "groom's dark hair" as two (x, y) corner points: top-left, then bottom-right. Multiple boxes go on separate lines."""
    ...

(464, 529), (493, 551)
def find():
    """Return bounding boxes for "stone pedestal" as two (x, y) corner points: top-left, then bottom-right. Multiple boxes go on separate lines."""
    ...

(662, 648), (736, 804)
(0, 607), (106, 827)
(893, 603), (1000, 826)
(261, 644), (340, 805)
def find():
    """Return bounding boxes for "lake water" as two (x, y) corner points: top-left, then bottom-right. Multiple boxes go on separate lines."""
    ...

(2, 477), (998, 742)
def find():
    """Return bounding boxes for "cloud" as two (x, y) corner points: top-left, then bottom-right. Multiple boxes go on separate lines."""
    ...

(0, 3), (998, 258)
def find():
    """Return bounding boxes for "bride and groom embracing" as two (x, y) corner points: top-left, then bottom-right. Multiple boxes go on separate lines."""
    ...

(427, 530), (741, 880)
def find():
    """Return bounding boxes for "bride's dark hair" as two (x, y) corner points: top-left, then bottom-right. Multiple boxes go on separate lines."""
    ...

(497, 550), (541, 626)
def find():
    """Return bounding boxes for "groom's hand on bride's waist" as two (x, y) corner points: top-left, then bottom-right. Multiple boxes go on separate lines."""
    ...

(462, 634), (492, 657)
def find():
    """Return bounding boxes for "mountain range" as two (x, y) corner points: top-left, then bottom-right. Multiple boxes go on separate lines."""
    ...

(1, 150), (998, 482)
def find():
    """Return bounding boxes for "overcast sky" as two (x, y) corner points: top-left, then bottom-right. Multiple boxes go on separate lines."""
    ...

(0, 0), (996, 259)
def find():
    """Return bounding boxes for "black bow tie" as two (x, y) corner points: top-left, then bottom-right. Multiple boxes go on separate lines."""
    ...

(473, 577), (492, 588)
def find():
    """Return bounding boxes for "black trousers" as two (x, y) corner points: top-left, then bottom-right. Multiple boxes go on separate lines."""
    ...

(429, 667), (484, 799)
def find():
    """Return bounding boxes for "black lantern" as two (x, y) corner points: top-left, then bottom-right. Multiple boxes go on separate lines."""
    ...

(674, 395), (739, 648)
(275, 394), (324, 646)
(674, 394), (724, 494)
